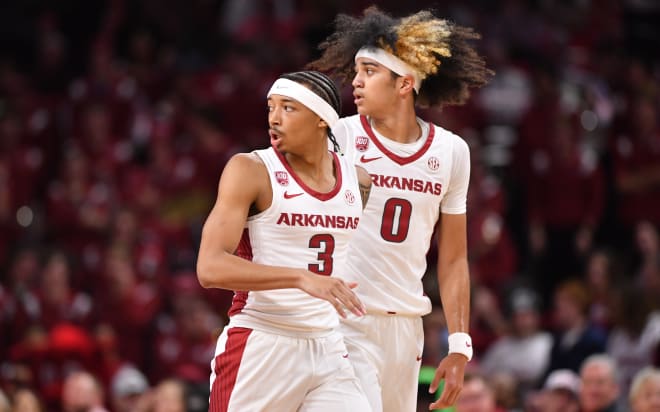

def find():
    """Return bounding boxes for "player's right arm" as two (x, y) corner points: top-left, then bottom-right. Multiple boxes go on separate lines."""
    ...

(196, 152), (365, 318)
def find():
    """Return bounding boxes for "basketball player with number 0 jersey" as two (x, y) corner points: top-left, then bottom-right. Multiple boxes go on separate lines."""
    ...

(308, 7), (494, 411)
(197, 71), (372, 411)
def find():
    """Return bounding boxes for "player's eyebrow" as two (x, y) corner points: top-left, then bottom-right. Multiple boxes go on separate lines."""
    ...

(267, 96), (300, 104)
(355, 61), (382, 70)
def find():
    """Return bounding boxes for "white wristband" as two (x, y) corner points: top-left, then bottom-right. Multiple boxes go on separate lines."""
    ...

(448, 332), (473, 361)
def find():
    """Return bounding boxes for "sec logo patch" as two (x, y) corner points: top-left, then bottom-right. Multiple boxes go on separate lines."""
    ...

(427, 156), (440, 171)
(344, 190), (356, 205)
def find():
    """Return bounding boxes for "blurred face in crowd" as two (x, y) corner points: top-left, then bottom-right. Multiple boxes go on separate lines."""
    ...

(513, 308), (540, 337)
(536, 388), (580, 412)
(62, 372), (104, 412)
(12, 388), (43, 412)
(455, 377), (496, 412)
(553, 285), (586, 329)
(152, 380), (185, 412)
(636, 221), (659, 256)
(41, 253), (71, 304)
(586, 251), (610, 291)
(631, 374), (660, 412)
(580, 361), (620, 412)
(9, 249), (40, 290)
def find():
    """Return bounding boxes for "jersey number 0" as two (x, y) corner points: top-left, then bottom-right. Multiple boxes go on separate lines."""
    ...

(380, 198), (412, 242)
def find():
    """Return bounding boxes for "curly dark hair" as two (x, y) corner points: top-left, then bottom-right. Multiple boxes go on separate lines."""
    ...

(307, 6), (494, 108)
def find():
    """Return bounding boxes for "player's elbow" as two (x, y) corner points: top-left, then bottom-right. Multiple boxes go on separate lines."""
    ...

(196, 258), (216, 289)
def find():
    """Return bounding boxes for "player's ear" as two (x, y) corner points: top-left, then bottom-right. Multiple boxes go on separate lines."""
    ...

(318, 118), (328, 129)
(399, 74), (415, 95)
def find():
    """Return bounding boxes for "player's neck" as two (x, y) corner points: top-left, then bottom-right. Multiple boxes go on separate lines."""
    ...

(369, 104), (421, 144)
(285, 146), (335, 192)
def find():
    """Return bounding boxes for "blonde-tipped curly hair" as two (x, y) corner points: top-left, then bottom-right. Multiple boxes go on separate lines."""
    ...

(380, 11), (452, 81)
(308, 6), (493, 108)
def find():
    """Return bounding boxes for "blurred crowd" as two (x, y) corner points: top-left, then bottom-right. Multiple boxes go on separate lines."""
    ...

(0, 0), (659, 411)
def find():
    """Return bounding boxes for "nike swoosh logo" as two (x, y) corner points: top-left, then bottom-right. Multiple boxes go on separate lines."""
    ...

(360, 154), (382, 163)
(342, 353), (349, 358)
(416, 355), (422, 361)
(284, 191), (304, 199)
(466, 342), (472, 348)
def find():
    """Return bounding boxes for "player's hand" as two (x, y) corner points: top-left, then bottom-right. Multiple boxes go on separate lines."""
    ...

(298, 272), (366, 318)
(429, 353), (468, 410)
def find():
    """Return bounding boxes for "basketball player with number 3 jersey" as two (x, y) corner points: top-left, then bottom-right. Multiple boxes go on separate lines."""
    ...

(308, 7), (493, 411)
(197, 71), (372, 411)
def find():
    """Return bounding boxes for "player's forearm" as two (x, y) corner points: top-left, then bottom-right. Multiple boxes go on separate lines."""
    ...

(197, 251), (305, 291)
(437, 257), (470, 333)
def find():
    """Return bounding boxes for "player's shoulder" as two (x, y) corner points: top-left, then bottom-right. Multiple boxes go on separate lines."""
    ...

(426, 120), (470, 153)
(220, 151), (270, 192)
(336, 114), (362, 127)
(225, 150), (267, 175)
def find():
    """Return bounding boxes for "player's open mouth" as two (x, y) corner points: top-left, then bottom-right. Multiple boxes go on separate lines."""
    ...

(269, 131), (281, 147)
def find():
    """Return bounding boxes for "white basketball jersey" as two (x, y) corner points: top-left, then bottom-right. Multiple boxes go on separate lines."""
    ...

(333, 115), (470, 316)
(228, 147), (363, 334)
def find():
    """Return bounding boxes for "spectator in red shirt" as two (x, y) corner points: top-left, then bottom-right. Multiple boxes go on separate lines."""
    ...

(151, 275), (221, 384)
(34, 251), (94, 331)
(94, 250), (161, 368)
(526, 115), (605, 298)
(45, 147), (115, 264)
(611, 96), (660, 228)
(468, 146), (519, 292)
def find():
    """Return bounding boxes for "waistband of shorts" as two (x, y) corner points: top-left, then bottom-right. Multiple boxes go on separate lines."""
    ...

(228, 316), (335, 339)
(358, 309), (424, 318)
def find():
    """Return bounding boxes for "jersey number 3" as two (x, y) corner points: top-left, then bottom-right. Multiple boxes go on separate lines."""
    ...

(308, 234), (335, 276)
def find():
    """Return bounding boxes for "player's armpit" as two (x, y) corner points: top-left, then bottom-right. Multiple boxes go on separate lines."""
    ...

(355, 165), (372, 209)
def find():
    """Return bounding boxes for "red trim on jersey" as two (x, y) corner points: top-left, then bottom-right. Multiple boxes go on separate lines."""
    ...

(273, 148), (342, 201)
(210, 327), (252, 412)
(359, 115), (435, 165)
(235, 229), (253, 260)
(228, 291), (248, 317)
(229, 229), (251, 317)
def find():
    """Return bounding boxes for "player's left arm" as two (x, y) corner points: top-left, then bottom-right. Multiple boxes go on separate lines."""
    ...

(429, 213), (470, 409)
(430, 135), (472, 410)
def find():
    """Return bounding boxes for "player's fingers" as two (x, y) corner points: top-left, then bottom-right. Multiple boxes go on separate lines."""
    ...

(438, 376), (462, 407)
(429, 368), (444, 393)
(330, 297), (347, 318)
(334, 284), (365, 316)
(346, 282), (358, 289)
(429, 384), (458, 410)
(434, 386), (456, 409)
(429, 398), (452, 410)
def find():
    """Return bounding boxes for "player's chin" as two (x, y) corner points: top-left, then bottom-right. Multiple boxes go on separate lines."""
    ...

(355, 105), (369, 116)
(271, 138), (287, 152)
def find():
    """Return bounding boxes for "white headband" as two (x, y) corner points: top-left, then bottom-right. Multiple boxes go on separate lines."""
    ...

(267, 78), (339, 128)
(355, 47), (422, 93)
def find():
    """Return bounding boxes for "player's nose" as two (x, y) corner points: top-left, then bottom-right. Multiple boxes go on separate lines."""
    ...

(351, 72), (363, 89)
